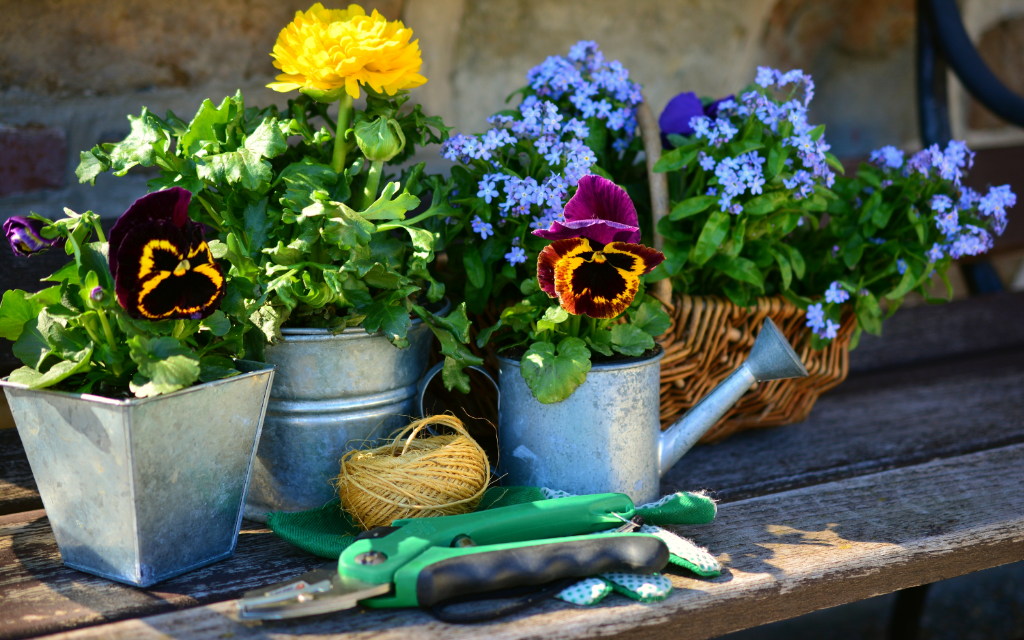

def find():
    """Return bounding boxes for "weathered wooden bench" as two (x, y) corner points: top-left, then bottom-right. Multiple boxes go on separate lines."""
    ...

(1, 292), (1023, 640)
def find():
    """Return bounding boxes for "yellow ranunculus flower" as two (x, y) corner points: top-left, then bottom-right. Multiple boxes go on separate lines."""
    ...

(268, 3), (427, 100)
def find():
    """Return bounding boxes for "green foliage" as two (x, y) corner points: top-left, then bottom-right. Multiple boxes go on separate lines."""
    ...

(75, 90), (477, 391)
(0, 216), (243, 397)
(478, 284), (670, 403)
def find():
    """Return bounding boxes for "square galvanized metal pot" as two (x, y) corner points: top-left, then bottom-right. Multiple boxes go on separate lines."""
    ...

(0, 363), (275, 587)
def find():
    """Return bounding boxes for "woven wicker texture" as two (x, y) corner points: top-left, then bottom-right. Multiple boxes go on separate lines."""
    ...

(656, 295), (854, 443)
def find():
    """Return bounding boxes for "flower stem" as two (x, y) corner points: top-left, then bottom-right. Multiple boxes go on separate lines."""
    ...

(359, 160), (384, 211)
(95, 308), (122, 376)
(92, 218), (107, 243)
(331, 94), (355, 174)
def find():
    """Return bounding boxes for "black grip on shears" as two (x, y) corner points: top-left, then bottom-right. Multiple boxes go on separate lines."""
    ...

(415, 535), (669, 607)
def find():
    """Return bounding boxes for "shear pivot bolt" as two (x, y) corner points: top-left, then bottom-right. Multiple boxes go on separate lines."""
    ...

(355, 551), (387, 565)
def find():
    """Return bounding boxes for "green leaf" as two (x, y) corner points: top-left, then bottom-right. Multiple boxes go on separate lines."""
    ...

(855, 292), (883, 335)
(181, 95), (235, 157)
(843, 237), (866, 269)
(520, 337), (592, 404)
(767, 247), (793, 290)
(542, 305), (570, 324)
(692, 211), (731, 266)
(744, 190), (789, 215)
(627, 296), (671, 337)
(198, 355), (240, 383)
(244, 118), (288, 159)
(7, 347), (92, 390)
(197, 148), (272, 191)
(243, 198), (272, 255)
(886, 266), (917, 300)
(585, 334), (614, 356)
(463, 244), (486, 289)
(278, 157), (339, 212)
(709, 255), (764, 289)
(44, 261), (80, 286)
(0, 289), (49, 341)
(653, 146), (698, 173)
(767, 146), (788, 180)
(780, 243), (806, 279)
(809, 124), (826, 141)
(249, 304), (291, 343)
(669, 196), (716, 220)
(318, 203), (377, 250)
(411, 302), (483, 393)
(108, 108), (169, 176)
(358, 182), (420, 220)
(128, 336), (201, 397)
(361, 297), (412, 348)
(200, 310), (231, 336)
(608, 324), (654, 357)
(75, 150), (108, 185)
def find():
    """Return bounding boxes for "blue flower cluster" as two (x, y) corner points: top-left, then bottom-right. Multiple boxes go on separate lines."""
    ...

(443, 41), (639, 265)
(527, 40), (643, 152)
(686, 66), (835, 212)
(805, 302), (841, 340)
(712, 152), (766, 214)
(868, 140), (1016, 261)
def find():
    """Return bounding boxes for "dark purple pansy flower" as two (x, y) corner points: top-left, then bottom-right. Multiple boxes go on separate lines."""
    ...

(532, 175), (641, 245)
(3, 216), (62, 257)
(658, 92), (734, 148)
(110, 188), (224, 321)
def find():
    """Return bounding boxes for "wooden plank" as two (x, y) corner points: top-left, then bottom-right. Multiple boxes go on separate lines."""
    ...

(0, 429), (40, 517)
(662, 346), (1024, 501)
(36, 443), (1024, 640)
(848, 291), (1024, 374)
(0, 518), (326, 640)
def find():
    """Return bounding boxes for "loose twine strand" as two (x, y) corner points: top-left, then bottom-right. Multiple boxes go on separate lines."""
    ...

(334, 414), (491, 531)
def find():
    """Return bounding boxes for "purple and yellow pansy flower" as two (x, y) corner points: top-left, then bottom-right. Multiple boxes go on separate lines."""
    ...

(3, 216), (63, 257)
(110, 187), (225, 321)
(533, 175), (664, 319)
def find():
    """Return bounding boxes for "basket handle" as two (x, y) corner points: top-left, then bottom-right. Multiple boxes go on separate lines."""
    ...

(637, 93), (673, 304)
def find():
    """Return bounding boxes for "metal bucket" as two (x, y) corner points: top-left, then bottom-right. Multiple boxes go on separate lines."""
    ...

(244, 300), (450, 521)
(0, 363), (275, 587)
(496, 348), (665, 505)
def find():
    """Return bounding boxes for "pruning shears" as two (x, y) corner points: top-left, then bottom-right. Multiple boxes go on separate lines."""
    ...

(238, 493), (669, 619)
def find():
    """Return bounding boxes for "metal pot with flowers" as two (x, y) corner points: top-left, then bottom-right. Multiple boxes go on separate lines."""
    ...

(651, 66), (1014, 442)
(74, 3), (481, 518)
(0, 191), (274, 586)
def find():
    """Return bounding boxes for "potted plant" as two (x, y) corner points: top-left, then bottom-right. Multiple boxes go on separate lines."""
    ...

(0, 191), (274, 586)
(651, 66), (1014, 442)
(75, 4), (481, 518)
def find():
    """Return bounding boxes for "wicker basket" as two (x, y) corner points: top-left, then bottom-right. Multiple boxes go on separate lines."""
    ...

(635, 100), (854, 443)
(655, 295), (855, 443)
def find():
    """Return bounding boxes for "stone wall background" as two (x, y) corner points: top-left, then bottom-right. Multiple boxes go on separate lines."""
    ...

(0, 0), (1022, 225)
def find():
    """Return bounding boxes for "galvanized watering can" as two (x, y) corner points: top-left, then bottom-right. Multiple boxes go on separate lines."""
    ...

(419, 318), (808, 504)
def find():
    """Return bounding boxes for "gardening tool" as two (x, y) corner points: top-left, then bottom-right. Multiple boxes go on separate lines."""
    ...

(237, 492), (668, 619)
(421, 318), (808, 503)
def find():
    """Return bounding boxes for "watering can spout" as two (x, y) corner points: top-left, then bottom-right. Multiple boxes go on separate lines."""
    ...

(657, 317), (808, 477)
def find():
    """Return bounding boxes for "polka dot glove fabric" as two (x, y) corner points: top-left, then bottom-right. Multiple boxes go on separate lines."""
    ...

(550, 489), (722, 606)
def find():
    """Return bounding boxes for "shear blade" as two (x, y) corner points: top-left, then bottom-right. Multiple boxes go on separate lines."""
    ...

(238, 571), (391, 620)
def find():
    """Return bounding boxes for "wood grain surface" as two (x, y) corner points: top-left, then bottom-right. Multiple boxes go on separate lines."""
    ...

(36, 443), (1024, 640)
(0, 430), (40, 516)
(848, 291), (1024, 374)
(0, 516), (325, 640)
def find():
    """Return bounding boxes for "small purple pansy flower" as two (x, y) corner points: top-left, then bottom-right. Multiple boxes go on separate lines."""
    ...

(3, 216), (63, 257)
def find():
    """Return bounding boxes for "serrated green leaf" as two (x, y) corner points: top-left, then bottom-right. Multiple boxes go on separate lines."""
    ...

(75, 150), (108, 185)
(128, 336), (201, 397)
(669, 195), (716, 220)
(181, 95), (235, 157)
(520, 337), (592, 404)
(197, 147), (272, 191)
(318, 202), (376, 250)
(108, 109), (168, 176)
(361, 298), (412, 348)
(358, 182), (420, 220)
(244, 118), (288, 159)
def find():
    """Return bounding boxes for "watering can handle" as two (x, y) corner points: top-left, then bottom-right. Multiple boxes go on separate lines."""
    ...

(417, 362), (500, 420)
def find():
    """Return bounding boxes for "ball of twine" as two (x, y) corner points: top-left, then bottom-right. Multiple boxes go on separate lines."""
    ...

(335, 414), (490, 530)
